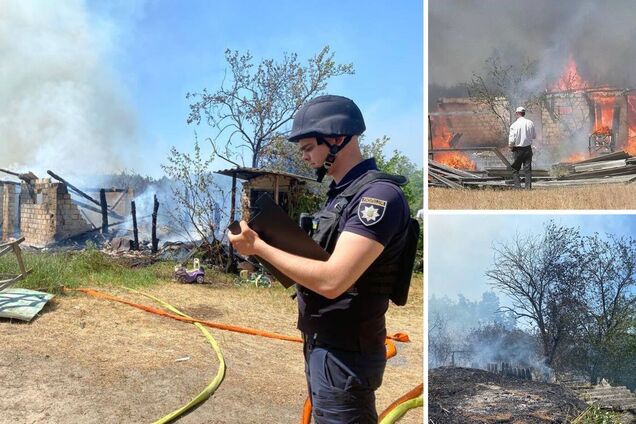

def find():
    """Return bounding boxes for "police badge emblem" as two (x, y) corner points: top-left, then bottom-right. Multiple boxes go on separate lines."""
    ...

(358, 197), (387, 226)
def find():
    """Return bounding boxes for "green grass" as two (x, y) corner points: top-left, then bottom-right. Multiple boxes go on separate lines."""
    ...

(572, 406), (623, 424)
(0, 246), (174, 293)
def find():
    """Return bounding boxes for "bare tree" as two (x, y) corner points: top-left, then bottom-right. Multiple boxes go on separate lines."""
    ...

(428, 312), (454, 368)
(186, 46), (354, 168)
(486, 222), (582, 367)
(467, 53), (542, 135)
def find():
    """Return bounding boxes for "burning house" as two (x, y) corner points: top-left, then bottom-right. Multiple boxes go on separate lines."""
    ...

(430, 58), (636, 171)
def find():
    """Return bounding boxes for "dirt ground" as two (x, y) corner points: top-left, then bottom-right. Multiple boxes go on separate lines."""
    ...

(0, 278), (423, 424)
(429, 367), (587, 424)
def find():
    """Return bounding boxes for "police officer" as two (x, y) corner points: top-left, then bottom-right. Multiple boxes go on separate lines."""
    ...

(228, 95), (412, 423)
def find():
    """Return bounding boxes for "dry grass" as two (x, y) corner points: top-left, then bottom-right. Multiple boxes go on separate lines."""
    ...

(0, 276), (422, 423)
(429, 184), (636, 209)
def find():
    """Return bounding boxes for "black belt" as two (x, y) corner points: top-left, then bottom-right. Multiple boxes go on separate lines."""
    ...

(302, 332), (361, 352)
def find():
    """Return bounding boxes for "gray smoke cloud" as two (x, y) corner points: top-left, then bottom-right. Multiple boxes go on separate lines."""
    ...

(0, 1), (139, 178)
(430, 0), (636, 91)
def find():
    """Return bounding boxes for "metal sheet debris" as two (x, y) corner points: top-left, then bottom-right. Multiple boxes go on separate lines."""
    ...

(0, 288), (54, 321)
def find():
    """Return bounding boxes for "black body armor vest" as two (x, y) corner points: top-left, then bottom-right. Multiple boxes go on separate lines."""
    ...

(310, 170), (419, 306)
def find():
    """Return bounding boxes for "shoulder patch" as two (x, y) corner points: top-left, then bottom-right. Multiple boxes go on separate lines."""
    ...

(357, 196), (387, 226)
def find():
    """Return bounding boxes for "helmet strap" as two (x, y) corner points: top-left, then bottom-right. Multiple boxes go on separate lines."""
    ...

(315, 135), (353, 182)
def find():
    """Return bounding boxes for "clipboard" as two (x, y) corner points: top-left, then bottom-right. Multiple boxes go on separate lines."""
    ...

(228, 193), (329, 288)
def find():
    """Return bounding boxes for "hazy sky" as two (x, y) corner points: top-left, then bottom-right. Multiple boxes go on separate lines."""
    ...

(429, 214), (636, 301)
(1, 0), (423, 178)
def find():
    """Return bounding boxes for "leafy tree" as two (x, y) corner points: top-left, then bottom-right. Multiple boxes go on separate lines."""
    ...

(360, 135), (423, 214)
(486, 222), (582, 367)
(487, 222), (636, 387)
(186, 46), (354, 168)
(568, 234), (636, 384)
(161, 138), (230, 265)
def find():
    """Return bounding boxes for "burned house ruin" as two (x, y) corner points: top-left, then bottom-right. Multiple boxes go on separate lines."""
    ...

(0, 170), (133, 247)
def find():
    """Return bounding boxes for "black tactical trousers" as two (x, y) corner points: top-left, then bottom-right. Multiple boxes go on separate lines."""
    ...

(303, 338), (386, 424)
(511, 145), (533, 189)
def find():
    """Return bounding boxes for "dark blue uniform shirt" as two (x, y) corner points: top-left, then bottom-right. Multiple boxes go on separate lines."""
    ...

(297, 158), (410, 352)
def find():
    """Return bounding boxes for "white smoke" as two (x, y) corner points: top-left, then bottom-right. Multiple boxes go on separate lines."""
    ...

(0, 0), (139, 177)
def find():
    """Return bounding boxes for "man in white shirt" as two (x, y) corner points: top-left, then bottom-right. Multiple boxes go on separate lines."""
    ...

(508, 106), (536, 189)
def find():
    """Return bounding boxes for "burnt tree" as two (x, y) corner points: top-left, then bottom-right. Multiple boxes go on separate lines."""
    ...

(486, 222), (582, 367)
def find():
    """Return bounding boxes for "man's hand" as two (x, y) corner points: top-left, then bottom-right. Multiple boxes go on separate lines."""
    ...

(227, 220), (262, 256)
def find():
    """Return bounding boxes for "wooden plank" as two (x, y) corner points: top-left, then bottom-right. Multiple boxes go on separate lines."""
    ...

(568, 151), (629, 165)
(73, 199), (125, 220)
(573, 159), (627, 173)
(12, 242), (27, 275)
(429, 172), (463, 189)
(558, 166), (636, 180)
(0, 245), (13, 258)
(429, 160), (480, 178)
(110, 190), (128, 210)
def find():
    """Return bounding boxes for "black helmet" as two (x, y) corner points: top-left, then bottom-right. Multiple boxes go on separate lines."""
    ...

(287, 95), (366, 142)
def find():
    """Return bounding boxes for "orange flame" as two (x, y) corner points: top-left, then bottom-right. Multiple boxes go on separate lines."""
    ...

(562, 152), (588, 163)
(626, 95), (636, 155)
(550, 56), (588, 91)
(589, 96), (615, 134)
(430, 117), (476, 170)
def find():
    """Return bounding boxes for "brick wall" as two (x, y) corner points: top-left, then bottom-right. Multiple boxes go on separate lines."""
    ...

(19, 179), (92, 247)
(1, 184), (17, 240)
(433, 97), (510, 147)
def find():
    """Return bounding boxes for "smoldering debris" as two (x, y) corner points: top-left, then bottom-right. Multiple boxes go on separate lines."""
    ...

(428, 367), (587, 424)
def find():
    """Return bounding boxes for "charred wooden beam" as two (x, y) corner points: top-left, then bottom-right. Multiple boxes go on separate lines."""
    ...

(72, 199), (125, 221)
(0, 168), (37, 184)
(47, 170), (101, 208)
(100, 189), (108, 234)
(131, 201), (139, 250)
(151, 194), (159, 254)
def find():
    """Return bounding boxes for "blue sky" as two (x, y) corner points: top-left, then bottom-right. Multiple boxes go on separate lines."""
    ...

(429, 214), (636, 301)
(88, 0), (424, 177)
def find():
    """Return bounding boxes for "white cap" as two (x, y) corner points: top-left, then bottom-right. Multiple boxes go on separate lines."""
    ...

(515, 106), (526, 113)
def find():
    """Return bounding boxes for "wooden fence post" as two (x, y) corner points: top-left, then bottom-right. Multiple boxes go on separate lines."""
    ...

(131, 200), (139, 250)
(151, 194), (159, 253)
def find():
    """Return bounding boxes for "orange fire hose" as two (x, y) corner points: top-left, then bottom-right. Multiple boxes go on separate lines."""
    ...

(73, 288), (411, 423)
(75, 288), (303, 342)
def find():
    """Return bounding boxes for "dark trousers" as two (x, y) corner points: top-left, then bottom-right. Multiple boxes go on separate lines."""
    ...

(511, 145), (533, 189)
(303, 340), (386, 424)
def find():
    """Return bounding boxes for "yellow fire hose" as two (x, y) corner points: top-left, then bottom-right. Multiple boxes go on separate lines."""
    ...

(379, 395), (424, 424)
(123, 288), (227, 424)
(76, 287), (418, 423)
